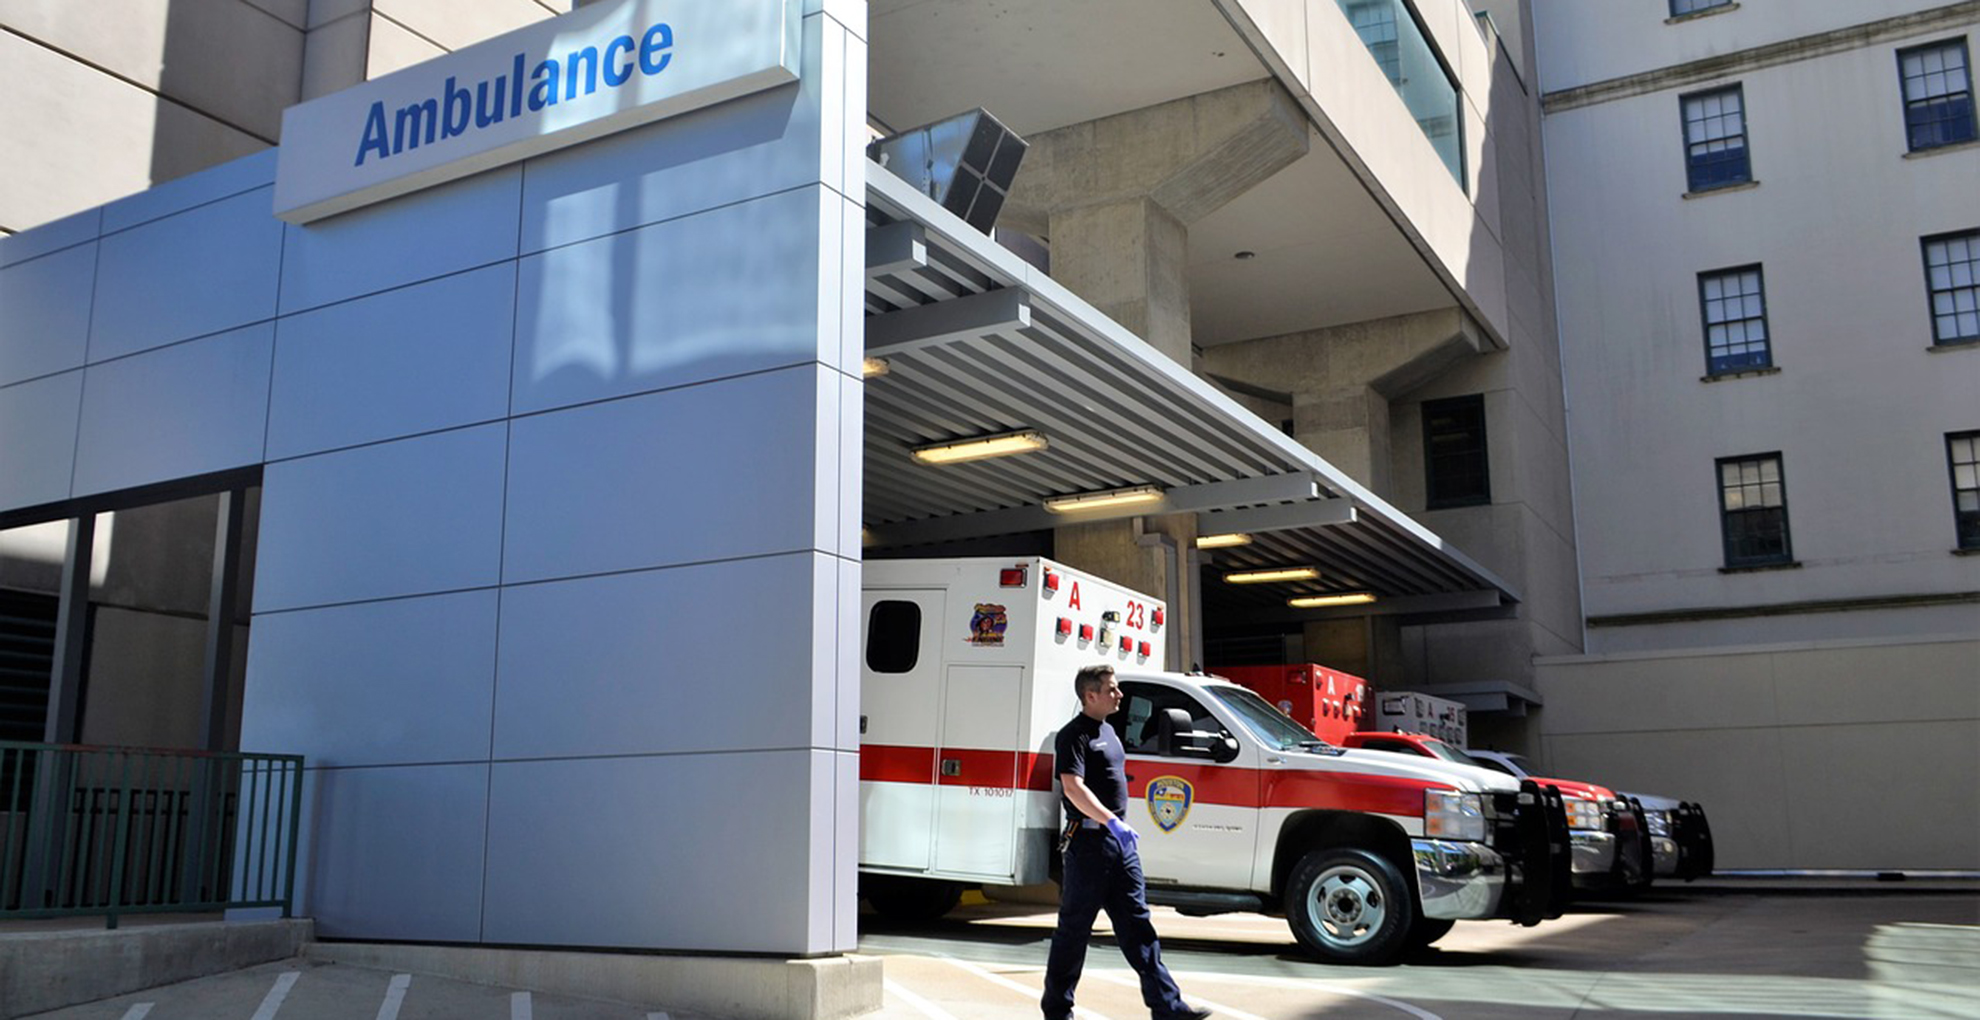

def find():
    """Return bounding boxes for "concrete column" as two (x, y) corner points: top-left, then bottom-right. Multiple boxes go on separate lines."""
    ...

(1005, 79), (1309, 368)
(1047, 198), (1192, 362)
(1006, 81), (1306, 655)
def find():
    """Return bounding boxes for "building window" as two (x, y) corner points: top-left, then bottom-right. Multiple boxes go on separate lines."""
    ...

(1717, 454), (1792, 567)
(1670, 0), (1734, 16)
(1337, 0), (1465, 187)
(1698, 265), (1771, 374)
(1949, 432), (1980, 550)
(1681, 86), (1751, 192)
(1898, 39), (1977, 151)
(1923, 229), (1980, 345)
(1424, 395), (1490, 509)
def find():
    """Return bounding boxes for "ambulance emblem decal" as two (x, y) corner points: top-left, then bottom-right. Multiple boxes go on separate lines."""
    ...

(967, 603), (1008, 646)
(1146, 776), (1193, 833)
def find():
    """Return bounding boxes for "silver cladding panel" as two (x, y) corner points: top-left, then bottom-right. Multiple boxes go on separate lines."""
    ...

(0, 371), (82, 509)
(254, 424), (508, 613)
(303, 763), (492, 942)
(73, 324), (274, 495)
(491, 554), (833, 759)
(267, 264), (516, 460)
(0, 242), (95, 386)
(277, 167), (522, 316)
(241, 590), (501, 767)
(88, 189), (284, 363)
(512, 187), (830, 416)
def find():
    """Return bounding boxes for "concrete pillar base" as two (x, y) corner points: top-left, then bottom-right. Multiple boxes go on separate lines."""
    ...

(306, 942), (884, 1020)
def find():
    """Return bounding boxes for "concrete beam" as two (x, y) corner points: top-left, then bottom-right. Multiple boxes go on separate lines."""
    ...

(1198, 499), (1359, 535)
(865, 220), (927, 279)
(866, 287), (1030, 356)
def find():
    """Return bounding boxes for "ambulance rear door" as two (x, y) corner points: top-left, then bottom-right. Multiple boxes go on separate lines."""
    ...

(859, 588), (945, 871)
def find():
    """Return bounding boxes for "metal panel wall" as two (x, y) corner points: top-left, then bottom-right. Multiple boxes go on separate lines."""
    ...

(0, 0), (866, 957)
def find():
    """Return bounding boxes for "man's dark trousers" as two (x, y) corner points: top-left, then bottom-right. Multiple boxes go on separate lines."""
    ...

(1041, 830), (1190, 1019)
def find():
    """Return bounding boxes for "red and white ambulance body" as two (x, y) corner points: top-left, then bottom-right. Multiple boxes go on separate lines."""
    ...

(858, 557), (1571, 964)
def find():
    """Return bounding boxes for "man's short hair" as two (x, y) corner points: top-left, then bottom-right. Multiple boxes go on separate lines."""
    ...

(1074, 664), (1115, 703)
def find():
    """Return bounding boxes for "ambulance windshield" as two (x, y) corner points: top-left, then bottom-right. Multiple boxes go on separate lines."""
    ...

(1209, 686), (1338, 753)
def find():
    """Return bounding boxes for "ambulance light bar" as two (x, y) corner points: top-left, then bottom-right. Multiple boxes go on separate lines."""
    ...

(999, 566), (1027, 587)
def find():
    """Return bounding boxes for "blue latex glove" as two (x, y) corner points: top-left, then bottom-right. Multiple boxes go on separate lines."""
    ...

(1105, 817), (1139, 853)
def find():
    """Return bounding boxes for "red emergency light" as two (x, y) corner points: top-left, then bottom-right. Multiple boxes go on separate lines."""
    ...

(1043, 569), (1060, 593)
(1057, 617), (1072, 636)
(1119, 636), (1132, 652)
(999, 566), (1027, 587)
(1079, 624), (1094, 641)
(1151, 607), (1165, 627)
(1138, 641), (1151, 657)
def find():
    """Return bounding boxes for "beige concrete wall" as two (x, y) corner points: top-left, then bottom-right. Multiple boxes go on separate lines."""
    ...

(0, 0), (568, 234)
(1534, 637), (1980, 870)
(1227, 0), (1514, 344)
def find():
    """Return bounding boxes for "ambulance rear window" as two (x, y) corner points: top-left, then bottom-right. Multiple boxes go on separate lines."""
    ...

(866, 600), (922, 673)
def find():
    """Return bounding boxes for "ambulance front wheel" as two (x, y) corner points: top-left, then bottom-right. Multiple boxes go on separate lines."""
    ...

(1284, 848), (1415, 965)
(862, 876), (962, 922)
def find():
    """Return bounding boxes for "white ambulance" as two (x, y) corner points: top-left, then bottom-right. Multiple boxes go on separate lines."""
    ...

(858, 557), (1572, 965)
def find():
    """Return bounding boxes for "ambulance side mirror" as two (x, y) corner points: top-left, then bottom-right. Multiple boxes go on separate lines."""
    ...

(1211, 736), (1239, 764)
(1155, 708), (1193, 757)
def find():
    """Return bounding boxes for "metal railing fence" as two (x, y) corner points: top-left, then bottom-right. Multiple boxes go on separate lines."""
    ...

(0, 741), (303, 928)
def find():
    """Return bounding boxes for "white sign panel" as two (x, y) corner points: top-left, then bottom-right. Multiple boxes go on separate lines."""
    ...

(274, 0), (801, 224)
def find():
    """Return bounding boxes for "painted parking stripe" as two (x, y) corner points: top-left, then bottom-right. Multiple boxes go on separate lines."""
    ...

(936, 957), (1112, 1020)
(1175, 970), (1444, 1020)
(374, 974), (412, 1020)
(249, 972), (301, 1020)
(885, 979), (963, 1020)
(118, 1005), (153, 1020)
(511, 991), (532, 1020)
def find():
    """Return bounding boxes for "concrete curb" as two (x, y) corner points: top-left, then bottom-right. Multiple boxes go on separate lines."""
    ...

(0, 918), (312, 1017)
(306, 942), (884, 1020)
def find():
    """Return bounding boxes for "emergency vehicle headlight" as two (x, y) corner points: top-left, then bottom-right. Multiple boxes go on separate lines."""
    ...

(1424, 789), (1486, 842)
(1564, 798), (1603, 831)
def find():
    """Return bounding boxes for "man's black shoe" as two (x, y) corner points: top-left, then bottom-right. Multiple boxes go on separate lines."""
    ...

(1160, 1009), (1212, 1020)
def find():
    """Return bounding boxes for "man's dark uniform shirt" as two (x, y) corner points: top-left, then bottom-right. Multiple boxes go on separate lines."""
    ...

(1055, 712), (1127, 822)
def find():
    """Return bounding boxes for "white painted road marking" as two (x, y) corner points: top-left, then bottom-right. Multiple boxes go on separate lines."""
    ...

(374, 973), (412, 1020)
(1095, 973), (1276, 1020)
(647, 1014), (672, 1020)
(511, 990), (533, 1020)
(118, 1006), (153, 1020)
(1179, 970), (1446, 1020)
(249, 972), (300, 1020)
(885, 979), (963, 1020)
(937, 957), (1112, 1020)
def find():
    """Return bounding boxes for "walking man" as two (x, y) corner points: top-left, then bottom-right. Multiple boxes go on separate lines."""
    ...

(1043, 664), (1210, 1020)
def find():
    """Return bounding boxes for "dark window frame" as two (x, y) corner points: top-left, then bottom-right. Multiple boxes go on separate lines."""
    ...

(1423, 394), (1491, 510)
(1716, 453), (1794, 568)
(1681, 84), (1752, 192)
(1921, 228), (1980, 346)
(1698, 264), (1772, 375)
(1948, 431), (1980, 550)
(1897, 37), (1978, 152)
